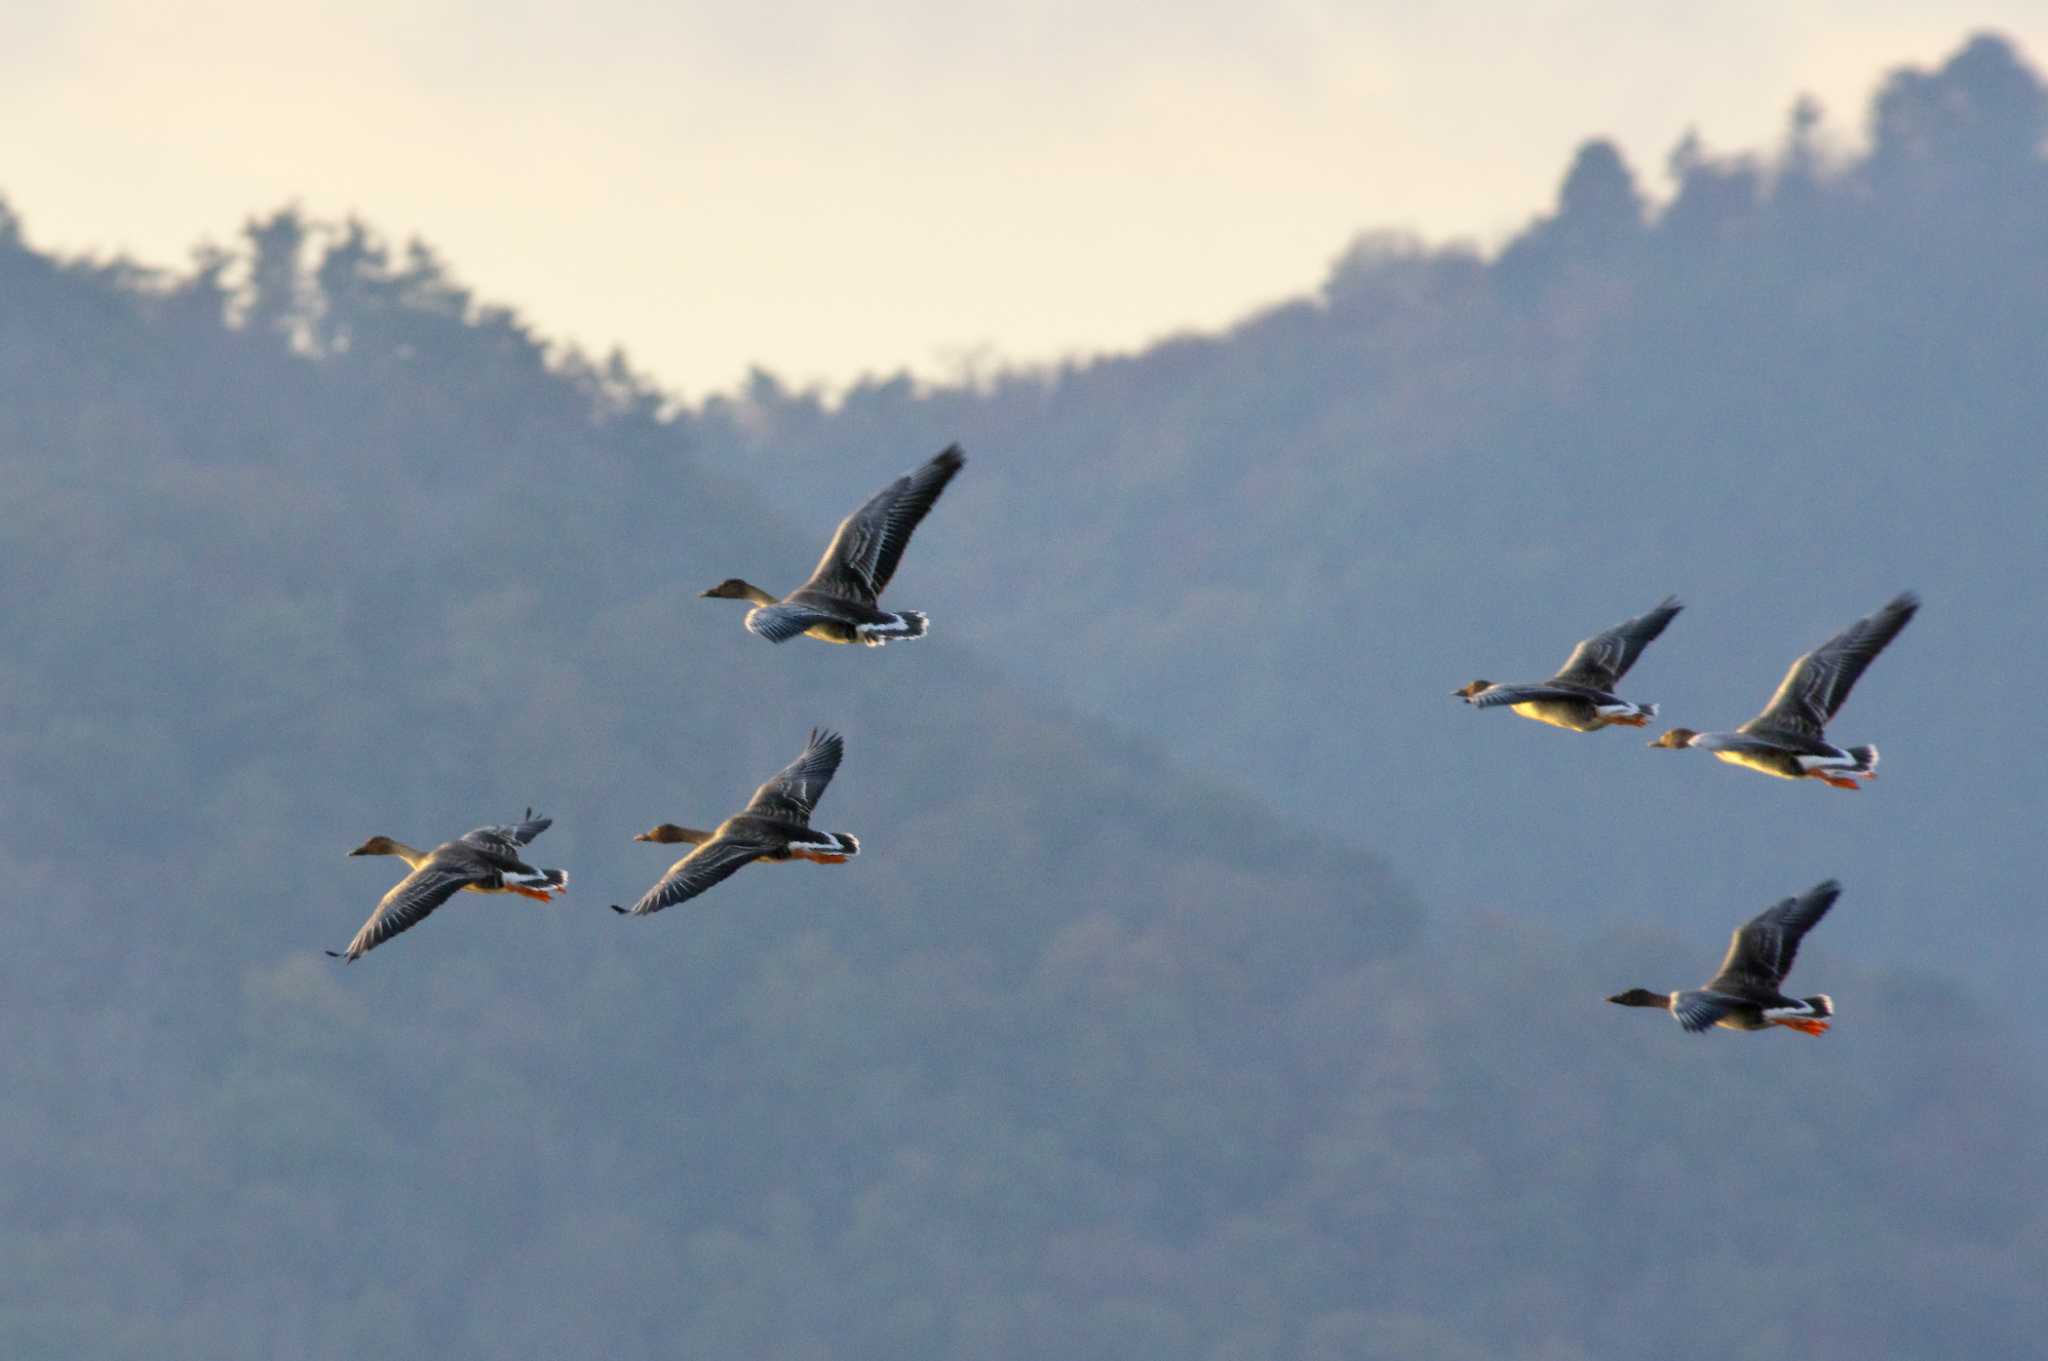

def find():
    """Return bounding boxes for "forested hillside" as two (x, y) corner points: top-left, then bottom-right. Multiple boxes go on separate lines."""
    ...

(3, 32), (2045, 1361)
(681, 33), (2048, 1007)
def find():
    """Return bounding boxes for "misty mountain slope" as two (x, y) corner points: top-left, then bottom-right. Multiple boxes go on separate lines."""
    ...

(0, 206), (1414, 1005)
(678, 34), (2048, 1007)
(0, 200), (1414, 1356)
(3, 107), (2047, 1359)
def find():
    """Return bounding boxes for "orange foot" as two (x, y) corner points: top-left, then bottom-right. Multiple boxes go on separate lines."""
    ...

(1773, 1017), (1830, 1036)
(511, 886), (554, 901)
(1817, 774), (1861, 791)
(791, 850), (850, 865)
(1609, 713), (1651, 728)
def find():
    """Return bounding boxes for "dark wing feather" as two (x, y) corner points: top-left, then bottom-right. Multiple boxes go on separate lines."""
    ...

(744, 728), (845, 823)
(1552, 596), (1683, 689)
(615, 837), (764, 916)
(802, 446), (965, 600)
(1671, 990), (1735, 1033)
(1467, 682), (1611, 709)
(1740, 593), (1919, 740)
(744, 603), (833, 644)
(462, 808), (552, 856)
(1710, 880), (1841, 994)
(339, 858), (487, 960)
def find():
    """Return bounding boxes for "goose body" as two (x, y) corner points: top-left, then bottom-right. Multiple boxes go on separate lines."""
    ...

(1649, 592), (1917, 788)
(1608, 880), (1840, 1036)
(702, 446), (965, 646)
(614, 729), (860, 917)
(1456, 595), (1682, 731)
(330, 810), (566, 962)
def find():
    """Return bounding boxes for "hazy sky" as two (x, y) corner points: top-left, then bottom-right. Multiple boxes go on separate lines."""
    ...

(6, 4), (2042, 394)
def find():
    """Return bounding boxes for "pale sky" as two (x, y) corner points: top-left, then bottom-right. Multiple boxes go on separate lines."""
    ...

(4, 4), (2041, 396)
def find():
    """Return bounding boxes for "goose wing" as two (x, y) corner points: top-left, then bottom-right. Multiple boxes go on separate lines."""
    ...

(613, 835), (766, 916)
(1552, 596), (1683, 689)
(1740, 593), (1918, 741)
(460, 808), (552, 859)
(1671, 989), (1737, 1033)
(1708, 880), (1841, 995)
(1466, 682), (1608, 709)
(334, 853), (490, 960)
(743, 602), (837, 644)
(743, 728), (845, 825)
(801, 446), (965, 601)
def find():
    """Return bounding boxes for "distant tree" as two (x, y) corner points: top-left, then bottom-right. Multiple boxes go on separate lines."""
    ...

(1656, 131), (1763, 249)
(241, 207), (309, 343)
(1496, 139), (1647, 298)
(1868, 32), (2048, 186)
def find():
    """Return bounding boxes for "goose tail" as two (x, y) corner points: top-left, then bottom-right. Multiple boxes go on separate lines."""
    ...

(857, 612), (928, 647)
(505, 868), (568, 900)
(790, 832), (862, 864)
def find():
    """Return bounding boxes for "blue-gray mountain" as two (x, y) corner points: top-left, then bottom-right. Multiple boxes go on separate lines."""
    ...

(0, 31), (2043, 1361)
(694, 33), (2048, 1023)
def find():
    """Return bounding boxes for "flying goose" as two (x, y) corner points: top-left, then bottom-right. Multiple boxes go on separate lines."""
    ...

(1455, 595), (1683, 731)
(1608, 880), (1840, 1035)
(329, 810), (566, 962)
(702, 445), (965, 645)
(1649, 592), (1918, 788)
(614, 728), (860, 916)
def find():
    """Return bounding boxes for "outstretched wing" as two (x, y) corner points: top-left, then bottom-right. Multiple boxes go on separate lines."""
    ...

(613, 837), (764, 916)
(744, 603), (834, 644)
(1710, 880), (1841, 993)
(1466, 682), (1609, 709)
(1553, 596), (1683, 689)
(1740, 593), (1919, 740)
(461, 808), (552, 857)
(745, 728), (845, 824)
(1671, 990), (1737, 1033)
(334, 858), (488, 961)
(801, 446), (965, 601)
